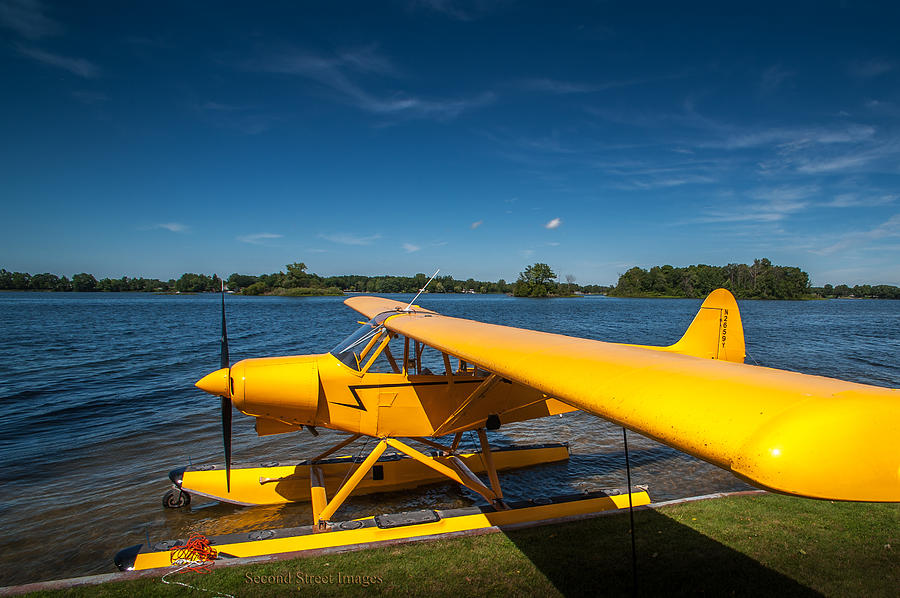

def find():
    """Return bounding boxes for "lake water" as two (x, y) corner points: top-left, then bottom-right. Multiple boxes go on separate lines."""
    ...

(0, 292), (897, 586)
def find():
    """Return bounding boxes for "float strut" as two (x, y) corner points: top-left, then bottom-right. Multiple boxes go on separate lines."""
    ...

(315, 439), (387, 527)
(476, 428), (505, 504)
(310, 466), (327, 524)
(310, 434), (362, 463)
(413, 437), (454, 454)
(385, 438), (497, 503)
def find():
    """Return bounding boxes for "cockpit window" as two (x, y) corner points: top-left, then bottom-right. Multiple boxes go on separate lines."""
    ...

(330, 311), (398, 371)
(329, 309), (478, 377)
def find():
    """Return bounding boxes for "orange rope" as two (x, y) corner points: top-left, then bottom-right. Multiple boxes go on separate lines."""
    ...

(169, 533), (218, 573)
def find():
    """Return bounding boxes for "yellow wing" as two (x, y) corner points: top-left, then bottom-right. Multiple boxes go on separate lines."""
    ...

(343, 296), (436, 319)
(345, 290), (899, 502)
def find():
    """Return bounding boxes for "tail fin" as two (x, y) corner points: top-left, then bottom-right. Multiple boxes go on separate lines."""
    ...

(667, 288), (745, 363)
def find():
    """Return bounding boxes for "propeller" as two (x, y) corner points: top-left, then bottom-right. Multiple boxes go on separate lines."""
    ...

(220, 281), (232, 492)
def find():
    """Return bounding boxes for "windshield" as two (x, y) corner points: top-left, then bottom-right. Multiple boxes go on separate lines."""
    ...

(330, 311), (397, 371)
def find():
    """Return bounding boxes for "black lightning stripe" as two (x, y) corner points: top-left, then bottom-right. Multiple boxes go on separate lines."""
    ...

(330, 379), (484, 411)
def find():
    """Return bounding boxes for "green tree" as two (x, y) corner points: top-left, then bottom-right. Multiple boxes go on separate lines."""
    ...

(284, 262), (311, 288)
(175, 273), (219, 292)
(30, 273), (60, 290)
(228, 273), (259, 291)
(8, 271), (31, 289)
(514, 263), (558, 297)
(242, 281), (268, 295)
(72, 273), (97, 292)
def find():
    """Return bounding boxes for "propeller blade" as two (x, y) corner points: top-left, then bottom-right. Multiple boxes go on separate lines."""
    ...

(220, 284), (229, 369)
(220, 281), (231, 492)
(221, 394), (232, 492)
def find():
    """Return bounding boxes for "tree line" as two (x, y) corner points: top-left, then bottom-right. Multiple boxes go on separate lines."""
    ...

(0, 264), (516, 295)
(231, 263), (514, 295)
(607, 258), (899, 300)
(0, 270), (186, 292)
(813, 283), (900, 299)
(3, 259), (897, 299)
(610, 258), (811, 299)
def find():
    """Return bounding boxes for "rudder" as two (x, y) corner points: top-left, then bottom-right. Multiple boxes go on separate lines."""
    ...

(667, 288), (745, 362)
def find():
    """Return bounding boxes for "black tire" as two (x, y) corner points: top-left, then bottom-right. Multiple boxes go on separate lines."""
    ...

(163, 488), (191, 508)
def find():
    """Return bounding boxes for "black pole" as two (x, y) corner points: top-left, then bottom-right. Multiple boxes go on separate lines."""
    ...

(220, 282), (231, 492)
(624, 427), (637, 594)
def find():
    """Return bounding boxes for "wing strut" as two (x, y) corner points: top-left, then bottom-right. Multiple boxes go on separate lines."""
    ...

(433, 374), (500, 436)
(476, 428), (504, 502)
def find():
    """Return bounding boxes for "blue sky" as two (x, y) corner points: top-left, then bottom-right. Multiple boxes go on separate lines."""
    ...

(2, 1), (899, 286)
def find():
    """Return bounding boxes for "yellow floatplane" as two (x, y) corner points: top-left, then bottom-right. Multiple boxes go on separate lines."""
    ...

(116, 287), (898, 571)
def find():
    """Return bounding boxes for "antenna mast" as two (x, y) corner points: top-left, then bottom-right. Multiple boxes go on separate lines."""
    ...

(404, 269), (440, 311)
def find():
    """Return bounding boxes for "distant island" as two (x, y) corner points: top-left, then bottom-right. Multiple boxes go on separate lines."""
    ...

(1, 259), (897, 299)
(607, 259), (899, 300)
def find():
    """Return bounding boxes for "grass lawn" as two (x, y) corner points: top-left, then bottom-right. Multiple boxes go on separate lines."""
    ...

(16, 493), (899, 597)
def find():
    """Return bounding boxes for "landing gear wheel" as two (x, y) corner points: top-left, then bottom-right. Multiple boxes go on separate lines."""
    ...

(163, 488), (191, 508)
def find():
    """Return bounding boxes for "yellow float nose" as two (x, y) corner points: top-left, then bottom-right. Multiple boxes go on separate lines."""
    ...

(195, 367), (230, 396)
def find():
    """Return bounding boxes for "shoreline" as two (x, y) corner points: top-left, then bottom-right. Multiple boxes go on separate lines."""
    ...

(5, 490), (896, 596)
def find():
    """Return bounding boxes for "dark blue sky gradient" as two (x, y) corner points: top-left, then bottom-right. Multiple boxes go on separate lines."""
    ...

(2, 1), (899, 285)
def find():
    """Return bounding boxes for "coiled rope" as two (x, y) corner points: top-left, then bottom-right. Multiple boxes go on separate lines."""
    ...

(160, 533), (235, 598)
(168, 533), (218, 572)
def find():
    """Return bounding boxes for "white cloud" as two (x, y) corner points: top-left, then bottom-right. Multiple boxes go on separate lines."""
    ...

(544, 217), (562, 229)
(470, 220), (483, 229)
(71, 90), (108, 104)
(319, 232), (382, 245)
(402, 243), (421, 253)
(153, 222), (189, 233)
(409, 0), (492, 21)
(624, 174), (717, 190)
(795, 154), (874, 174)
(812, 214), (900, 255)
(706, 124), (875, 151)
(518, 78), (597, 94)
(825, 193), (898, 208)
(251, 46), (493, 121)
(587, 101), (884, 180)
(237, 232), (282, 244)
(849, 59), (893, 78)
(748, 185), (819, 203)
(520, 72), (688, 95)
(760, 64), (793, 94)
(0, 0), (60, 39)
(743, 124), (894, 176)
(195, 101), (279, 135)
(16, 44), (99, 78)
(690, 186), (818, 224)
(200, 101), (241, 112)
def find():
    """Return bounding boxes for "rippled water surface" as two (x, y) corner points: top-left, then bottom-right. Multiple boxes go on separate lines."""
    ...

(0, 292), (897, 585)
